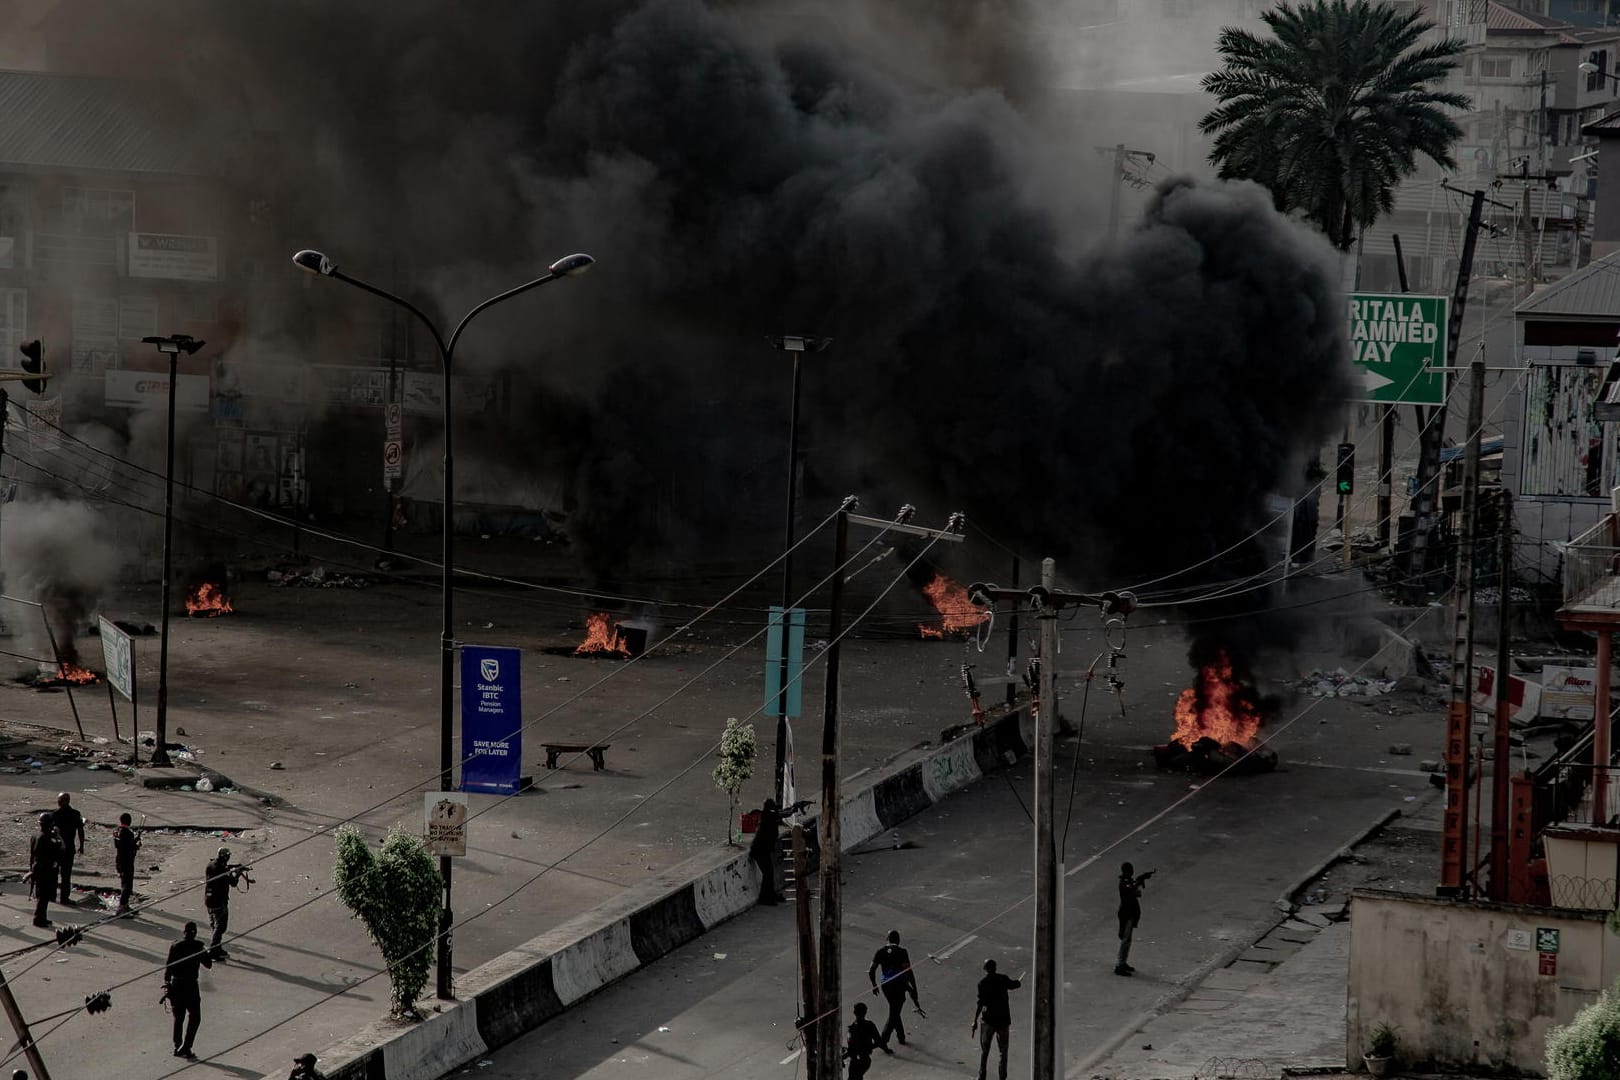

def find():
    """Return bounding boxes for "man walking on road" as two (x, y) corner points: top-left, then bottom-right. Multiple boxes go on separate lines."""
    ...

(869, 929), (922, 1047)
(971, 959), (1022, 1080)
(52, 793), (84, 904)
(164, 921), (212, 1059)
(26, 813), (60, 928)
(843, 1001), (888, 1079)
(113, 812), (140, 916)
(1117, 861), (1153, 976)
(205, 847), (236, 959)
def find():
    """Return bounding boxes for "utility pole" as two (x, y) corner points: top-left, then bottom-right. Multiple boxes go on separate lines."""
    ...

(966, 574), (1137, 1078)
(1096, 144), (1155, 238)
(1489, 488), (1514, 899)
(1440, 355), (1487, 897)
(793, 824), (818, 1077)
(1382, 235), (1412, 549)
(1005, 556), (1019, 710)
(0, 962), (50, 1079)
(1410, 188), (1484, 595)
(809, 502), (965, 1079)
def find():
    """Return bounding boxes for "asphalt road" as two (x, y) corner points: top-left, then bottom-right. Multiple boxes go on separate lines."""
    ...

(454, 673), (1439, 1080)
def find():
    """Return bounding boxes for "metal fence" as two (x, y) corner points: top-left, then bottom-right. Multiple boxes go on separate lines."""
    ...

(1536, 763), (1620, 830)
(1562, 516), (1620, 608)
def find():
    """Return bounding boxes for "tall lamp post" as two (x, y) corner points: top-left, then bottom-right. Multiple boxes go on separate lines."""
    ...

(764, 334), (830, 809)
(141, 333), (206, 770)
(293, 248), (593, 999)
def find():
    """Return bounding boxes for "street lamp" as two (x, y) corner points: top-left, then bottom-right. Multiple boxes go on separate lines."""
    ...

(763, 334), (830, 809)
(1580, 61), (1619, 86)
(141, 333), (206, 770)
(293, 247), (593, 1000)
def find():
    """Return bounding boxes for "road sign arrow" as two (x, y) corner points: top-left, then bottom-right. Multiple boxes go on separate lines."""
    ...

(1360, 369), (1394, 392)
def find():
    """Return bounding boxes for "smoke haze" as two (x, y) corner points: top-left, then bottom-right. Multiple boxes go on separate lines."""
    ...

(25, 1), (1351, 665)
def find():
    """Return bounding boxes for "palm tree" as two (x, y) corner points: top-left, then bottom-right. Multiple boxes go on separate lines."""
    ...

(1199, 0), (1469, 251)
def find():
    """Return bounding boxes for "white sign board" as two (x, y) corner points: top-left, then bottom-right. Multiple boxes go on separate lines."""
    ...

(423, 791), (469, 857)
(383, 439), (402, 482)
(98, 616), (134, 701)
(1540, 666), (1598, 722)
(127, 233), (219, 281)
(104, 370), (211, 412)
(1473, 664), (1542, 726)
(1505, 928), (1532, 951)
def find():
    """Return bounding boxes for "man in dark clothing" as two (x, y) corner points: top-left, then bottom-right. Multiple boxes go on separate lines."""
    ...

(26, 814), (60, 928)
(1117, 861), (1153, 976)
(204, 847), (237, 959)
(843, 1001), (887, 1079)
(113, 813), (141, 916)
(971, 958), (1022, 1080)
(747, 798), (808, 905)
(288, 1052), (325, 1079)
(869, 929), (922, 1047)
(164, 921), (212, 1059)
(52, 793), (84, 905)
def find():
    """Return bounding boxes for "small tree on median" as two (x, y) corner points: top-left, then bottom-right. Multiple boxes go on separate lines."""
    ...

(334, 825), (442, 1019)
(712, 717), (756, 845)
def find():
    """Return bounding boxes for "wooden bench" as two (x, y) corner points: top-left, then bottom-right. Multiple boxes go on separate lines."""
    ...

(542, 743), (611, 771)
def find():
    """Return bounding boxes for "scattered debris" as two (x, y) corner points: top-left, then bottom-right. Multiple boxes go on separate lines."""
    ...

(267, 566), (372, 590)
(1297, 668), (1397, 697)
(1387, 744), (1412, 756)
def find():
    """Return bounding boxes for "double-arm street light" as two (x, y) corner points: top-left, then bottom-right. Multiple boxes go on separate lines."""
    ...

(141, 333), (206, 770)
(293, 248), (594, 998)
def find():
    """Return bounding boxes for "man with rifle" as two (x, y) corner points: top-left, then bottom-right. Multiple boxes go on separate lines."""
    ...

(1116, 861), (1154, 976)
(204, 847), (253, 961)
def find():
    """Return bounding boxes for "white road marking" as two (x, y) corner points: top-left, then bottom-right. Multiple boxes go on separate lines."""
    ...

(932, 932), (977, 961)
(781, 1049), (803, 1066)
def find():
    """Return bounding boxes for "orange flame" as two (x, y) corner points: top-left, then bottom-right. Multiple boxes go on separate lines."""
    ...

(186, 582), (234, 616)
(916, 573), (990, 639)
(56, 663), (98, 685)
(575, 612), (631, 657)
(1171, 650), (1264, 749)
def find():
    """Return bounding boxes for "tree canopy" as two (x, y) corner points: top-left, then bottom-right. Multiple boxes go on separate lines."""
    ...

(1199, 0), (1468, 249)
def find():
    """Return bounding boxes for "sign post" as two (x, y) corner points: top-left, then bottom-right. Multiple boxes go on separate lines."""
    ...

(1346, 293), (1450, 405)
(423, 791), (470, 856)
(764, 606), (806, 807)
(98, 616), (135, 760)
(459, 644), (523, 795)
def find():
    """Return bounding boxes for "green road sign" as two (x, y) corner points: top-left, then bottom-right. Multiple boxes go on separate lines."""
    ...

(1346, 293), (1449, 405)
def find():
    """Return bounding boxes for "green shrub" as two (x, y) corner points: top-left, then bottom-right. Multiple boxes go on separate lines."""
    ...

(712, 717), (756, 844)
(1547, 984), (1620, 1080)
(334, 825), (443, 1018)
(1367, 1021), (1398, 1058)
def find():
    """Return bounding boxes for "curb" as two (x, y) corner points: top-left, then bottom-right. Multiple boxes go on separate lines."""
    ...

(298, 707), (1035, 1080)
(1066, 805), (1405, 1080)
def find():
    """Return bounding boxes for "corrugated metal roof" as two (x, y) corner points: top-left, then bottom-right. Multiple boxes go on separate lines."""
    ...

(1584, 109), (1620, 135)
(1487, 1), (1572, 32)
(1516, 250), (1620, 318)
(0, 70), (218, 177)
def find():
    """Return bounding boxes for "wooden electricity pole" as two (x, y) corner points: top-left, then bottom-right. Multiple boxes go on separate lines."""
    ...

(1489, 489), (1515, 898)
(1440, 355), (1486, 896)
(0, 963), (50, 1080)
(967, 572), (1137, 1078)
(793, 824), (819, 1076)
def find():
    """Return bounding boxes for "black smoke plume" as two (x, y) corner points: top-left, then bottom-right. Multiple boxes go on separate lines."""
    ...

(61, 1), (1349, 665)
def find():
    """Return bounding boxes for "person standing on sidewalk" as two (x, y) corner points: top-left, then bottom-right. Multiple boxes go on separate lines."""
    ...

(1116, 861), (1153, 976)
(842, 1001), (888, 1079)
(869, 929), (922, 1047)
(204, 847), (236, 959)
(971, 959), (1022, 1080)
(164, 921), (212, 1059)
(52, 793), (84, 905)
(26, 813), (61, 928)
(113, 813), (141, 916)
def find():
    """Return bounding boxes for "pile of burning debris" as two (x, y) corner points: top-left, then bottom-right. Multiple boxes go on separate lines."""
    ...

(16, 662), (100, 690)
(916, 573), (990, 640)
(550, 613), (649, 659)
(186, 582), (234, 617)
(1296, 668), (1397, 698)
(267, 566), (372, 590)
(1153, 650), (1278, 776)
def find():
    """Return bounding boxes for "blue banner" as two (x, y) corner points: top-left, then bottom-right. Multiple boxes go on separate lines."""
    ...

(764, 606), (806, 718)
(460, 644), (523, 795)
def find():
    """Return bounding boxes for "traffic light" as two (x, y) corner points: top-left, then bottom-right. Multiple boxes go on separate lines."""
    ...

(1335, 442), (1355, 496)
(17, 339), (46, 394)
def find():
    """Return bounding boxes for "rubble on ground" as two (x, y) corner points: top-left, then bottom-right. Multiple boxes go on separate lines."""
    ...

(267, 565), (372, 589)
(1298, 668), (1398, 697)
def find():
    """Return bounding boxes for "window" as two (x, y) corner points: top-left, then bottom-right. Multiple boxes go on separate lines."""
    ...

(1480, 56), (1514, 79)
(0, 289), (27, 353)
(60, 188), (133, 236)
(1575, 0), (1590, 12)
(1475, 112), (1498, 140)
(1589, 50), (1609, 91)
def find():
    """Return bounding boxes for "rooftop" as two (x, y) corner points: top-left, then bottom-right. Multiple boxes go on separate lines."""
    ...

(0, 68), (219, 177)
(1516, 250), (1620, 319)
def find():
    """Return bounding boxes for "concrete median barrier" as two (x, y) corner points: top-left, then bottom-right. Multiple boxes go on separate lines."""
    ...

(276, 707), (1030, 1079)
